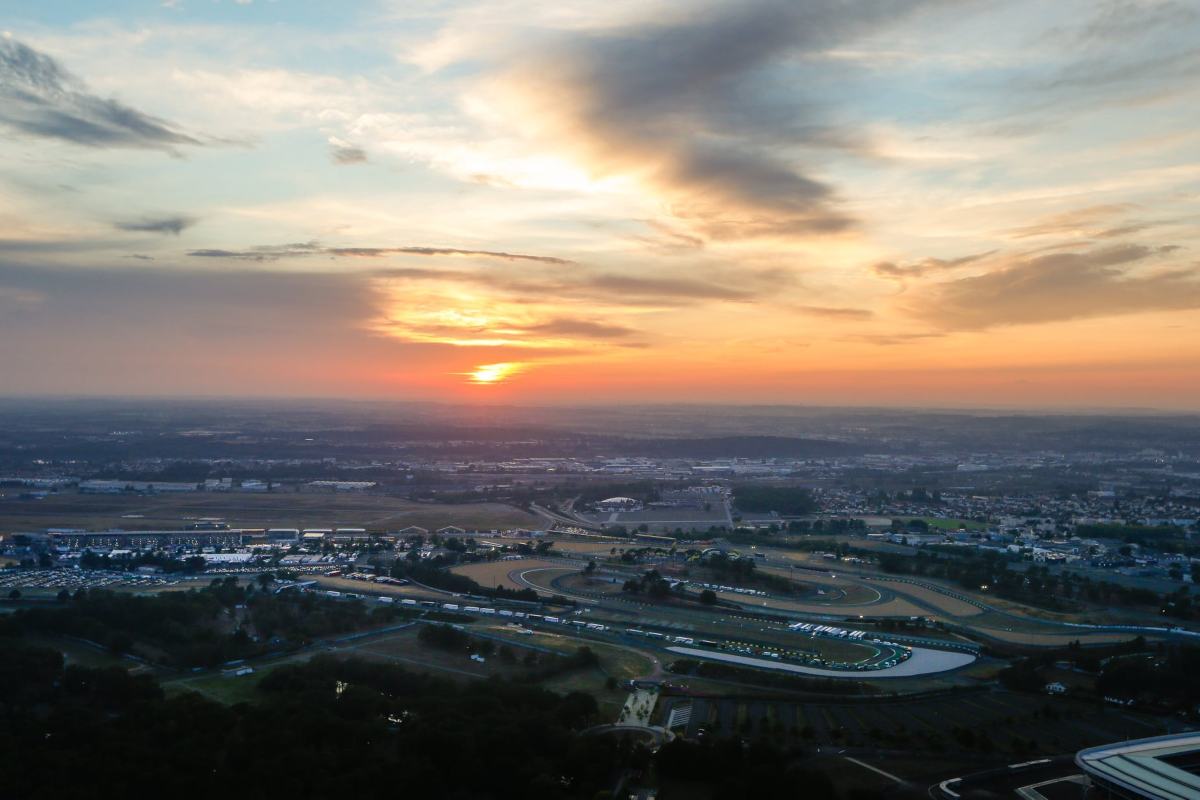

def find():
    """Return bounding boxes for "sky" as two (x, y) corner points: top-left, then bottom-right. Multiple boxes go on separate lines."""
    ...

(0, 0), (1198, 409)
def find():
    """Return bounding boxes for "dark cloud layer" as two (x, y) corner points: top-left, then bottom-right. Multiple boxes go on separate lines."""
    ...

(505, 0), (932, 240)
(913, 244), (1200, 329)
(115, 215), (197, 236)
(330, 142), (368, 164)
(187, 242), (324, 262)
(0, 38), (203, 151)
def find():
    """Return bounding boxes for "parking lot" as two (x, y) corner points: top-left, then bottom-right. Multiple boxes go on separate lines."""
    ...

(0, 568), (188, 594)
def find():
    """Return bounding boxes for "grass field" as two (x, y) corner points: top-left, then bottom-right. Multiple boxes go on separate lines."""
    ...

(760, 565), (886, 605)
(0, 490), (540, 531)
(22, 635), (145, 671)
(877, 579), (984, 617)
(559, 573), (627, 594)
(543, 538), (631, 555)
(449, 558), (565, 590)
(969, 626), (1139, 646)
(480, 627), (659, 719)
(746, 590), (927, 618)
(162, 647), (314, 704)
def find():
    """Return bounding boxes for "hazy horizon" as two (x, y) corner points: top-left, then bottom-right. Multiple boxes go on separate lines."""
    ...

(1, 392), (1199, 418)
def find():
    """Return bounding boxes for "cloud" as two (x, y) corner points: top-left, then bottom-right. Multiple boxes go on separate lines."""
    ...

(1065, 1), (1199, 46)
(584, 273), (755, 302)
(871, 251), (993, 280)
(374, 264), (768, 308)
(329, 137), (367, 165)
(794, 305), (873, 320)
(187, 242), (324, 262)
(1003, 205), (1170, 241)
(911, 244), (1200, 330)
(114, 215), (197, 236)
(329, 246), (573, 265)
(185, 241), (572, 265)
(630, 220), (706, 253)
(1038, 47), (1200, 93)
(843, 332), (944, 346)
(0, 38), (205, 151)
(517, 318), (636, 339)
(490, 0), (932, 241)
(376, 315), (639, 349)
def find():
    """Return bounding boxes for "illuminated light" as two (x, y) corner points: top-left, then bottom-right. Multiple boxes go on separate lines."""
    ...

(468, 362), (521, 385)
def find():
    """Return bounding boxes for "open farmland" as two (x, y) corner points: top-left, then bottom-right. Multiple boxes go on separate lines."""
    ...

(0, 490), (540, 531)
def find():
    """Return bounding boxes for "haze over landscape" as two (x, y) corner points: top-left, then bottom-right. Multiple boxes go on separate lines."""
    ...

(2, 0), (1198, 407)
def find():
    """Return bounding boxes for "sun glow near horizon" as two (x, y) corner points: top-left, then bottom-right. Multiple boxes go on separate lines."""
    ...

(467, 362), (522, 385)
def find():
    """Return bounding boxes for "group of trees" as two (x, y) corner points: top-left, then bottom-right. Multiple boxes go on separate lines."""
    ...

(0, 580), (399, 667)
(1095, 644), (1200, 709)
(656, 738), (864, 799)
(0, 647), (619, 799)
(731, 485), (817, 516)
(622, 569), (676, 599)
(79, 549), (206, 574)
(997, 638), (1200, 713)
(875, 548), (1195, 616)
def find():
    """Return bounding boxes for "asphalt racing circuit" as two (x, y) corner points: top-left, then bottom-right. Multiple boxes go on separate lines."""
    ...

(458, 543), (1200, 681)
(495, 562), (982, 679)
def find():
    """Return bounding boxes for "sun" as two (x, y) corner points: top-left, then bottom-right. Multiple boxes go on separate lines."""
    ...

(467, 362), (521, 385)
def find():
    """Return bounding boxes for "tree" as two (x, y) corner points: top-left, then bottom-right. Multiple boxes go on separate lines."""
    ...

(584, 561), (597, 574)
(7, 589), (20, 600)
(699, 589), (717, 605)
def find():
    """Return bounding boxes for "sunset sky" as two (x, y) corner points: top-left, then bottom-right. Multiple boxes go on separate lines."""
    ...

(1, 0), (1198, 408)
